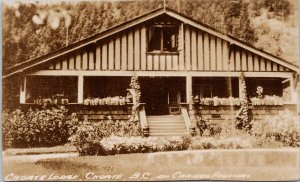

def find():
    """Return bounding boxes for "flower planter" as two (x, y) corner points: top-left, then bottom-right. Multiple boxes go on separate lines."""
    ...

(84, 96), (127, 106)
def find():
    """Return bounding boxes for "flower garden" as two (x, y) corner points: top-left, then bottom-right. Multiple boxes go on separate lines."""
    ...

(2, 105), (299, 155)
(2, 75), (299, 155)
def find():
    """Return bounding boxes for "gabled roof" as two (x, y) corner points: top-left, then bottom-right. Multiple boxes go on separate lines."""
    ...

(3, 7), (299, 78)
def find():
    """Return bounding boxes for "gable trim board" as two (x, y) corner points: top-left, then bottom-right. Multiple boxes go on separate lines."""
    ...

(3, 7), (298, 79)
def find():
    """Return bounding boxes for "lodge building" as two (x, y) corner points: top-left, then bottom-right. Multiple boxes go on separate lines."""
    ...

(3, 8), (299, 136)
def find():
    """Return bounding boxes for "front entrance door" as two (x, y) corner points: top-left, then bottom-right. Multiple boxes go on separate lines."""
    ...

(140, 78), (169, 115)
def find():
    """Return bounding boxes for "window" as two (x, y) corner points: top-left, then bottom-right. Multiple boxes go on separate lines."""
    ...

(148, 26), (178, 52)
(199, 84), (212, 98)
(26, 76), (78, 103)
(168, 90), (180, 104)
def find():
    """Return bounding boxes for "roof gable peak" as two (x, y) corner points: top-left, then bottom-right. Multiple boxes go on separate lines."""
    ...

(3, 6), (298, 78)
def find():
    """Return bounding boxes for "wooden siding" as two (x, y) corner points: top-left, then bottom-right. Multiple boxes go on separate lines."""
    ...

(48, 24), (292, 73)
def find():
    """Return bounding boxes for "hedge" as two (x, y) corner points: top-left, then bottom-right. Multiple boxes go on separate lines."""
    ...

(2, 107), (78, 148)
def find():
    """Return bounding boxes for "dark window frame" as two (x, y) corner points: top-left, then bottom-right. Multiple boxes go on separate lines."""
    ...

(147, 25), (179, 53)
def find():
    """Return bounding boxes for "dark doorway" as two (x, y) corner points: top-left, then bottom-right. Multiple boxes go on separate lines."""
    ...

(140, 77), (169, 115)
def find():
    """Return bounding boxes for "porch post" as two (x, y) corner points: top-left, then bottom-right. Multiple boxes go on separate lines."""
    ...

(78, 75), (84, 103)
(238, 77), (243, 99)
(20, 76), (26, 104)
(186, 75), (192, 103)
(290, 75), (297, 103)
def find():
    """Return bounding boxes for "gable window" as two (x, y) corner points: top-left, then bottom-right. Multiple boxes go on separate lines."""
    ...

(148, 26), (178, 52)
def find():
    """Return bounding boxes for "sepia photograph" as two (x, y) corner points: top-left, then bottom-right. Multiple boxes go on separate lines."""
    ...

(1, 0), (300, 181)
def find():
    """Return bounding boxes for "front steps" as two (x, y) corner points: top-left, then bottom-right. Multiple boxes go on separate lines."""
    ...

(147, 115), (187, 136)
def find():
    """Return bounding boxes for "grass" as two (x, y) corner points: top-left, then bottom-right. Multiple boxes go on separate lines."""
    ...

(3, 150), (300, 181)
(4, 144), (76, 155)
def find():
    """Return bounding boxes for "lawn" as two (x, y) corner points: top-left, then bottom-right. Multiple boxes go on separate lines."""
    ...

(4, 144), (76, 155)
(3, 149), (300, 181)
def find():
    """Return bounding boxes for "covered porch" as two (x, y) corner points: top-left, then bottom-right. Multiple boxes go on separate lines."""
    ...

(20, 71), (298, 113)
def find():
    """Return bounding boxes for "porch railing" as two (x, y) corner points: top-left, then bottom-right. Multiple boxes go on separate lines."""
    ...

(180, 104), (196, 136)
(139, 103), (149, 137)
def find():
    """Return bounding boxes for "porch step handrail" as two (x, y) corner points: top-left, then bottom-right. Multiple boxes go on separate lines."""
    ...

(139, 103), (149, 136)
(180, 104), (196, 136)
(181, 107), (191, 133)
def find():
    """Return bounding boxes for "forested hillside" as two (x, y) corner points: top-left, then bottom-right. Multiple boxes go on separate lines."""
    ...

(2, 0), (299, 69)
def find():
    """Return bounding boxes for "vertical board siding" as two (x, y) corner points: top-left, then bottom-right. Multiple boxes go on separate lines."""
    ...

(69, 56), (75, 70)
(191, 29), (197, 70)
(160, 55), (166, 70)
(108, 39), (114, 70)
(260, 57), (266, 71)
(241, 51), (247, 71)
(95, 45), (101, 70)
(62, 58), (68, 70)
(115, 37), (121, 70)
(102, 44), (108, 70)
(273, 62), (278, 72)
(229, 48), (235, 71)
(210, 35), (216, 70)
(134, 28), (140, 70)
(82, 51), (88, 70)
(49, 63), (54, 69)
(266, 60), (272, 71)
(247, 53), (253, 71)
(216, 38), (222, 71)
(153, 55), (159, 70)
(185, 25), (191, 70)
(166, 55), (172, 70)
(222, 40), (229, 71)
(147, 55), (153, 70)
(254, 54), (259, 71)
(140, 26), (147, 70)
(203, 33), (210, 70)
(44, 24), (292, 73)
(55, 60), (61, 70)
(128, 31), (134, 70)
(179, 23), (185, 70)
(235, 50), (241, 71)
(279, 65), (284, 71)
(173, 55), (179, 70)
(121, 34), (127, 70)
(89, 50), (95, 70)
(197, 31), (204, 70)
(75, 53), (81, 70)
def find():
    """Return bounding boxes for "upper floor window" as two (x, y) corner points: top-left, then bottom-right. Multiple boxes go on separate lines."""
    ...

(148, 26), (178, 53)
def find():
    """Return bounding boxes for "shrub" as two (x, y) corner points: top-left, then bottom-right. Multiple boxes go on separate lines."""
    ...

(101, 136), (191, 155)
(69, 119), (142, 155)
(191, 136), (254, 149)
(2, 107), (75, 148)
(72, 135), (191, 156)
(196, 119), (242, 137)
(251, 110), (300, 147)
(68, 121), (106, 155)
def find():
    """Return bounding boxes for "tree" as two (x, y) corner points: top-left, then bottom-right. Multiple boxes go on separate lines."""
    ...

(224, 0), (256, 44)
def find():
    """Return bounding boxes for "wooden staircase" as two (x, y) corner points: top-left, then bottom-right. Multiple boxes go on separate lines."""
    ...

(147, 115), (187, 136)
